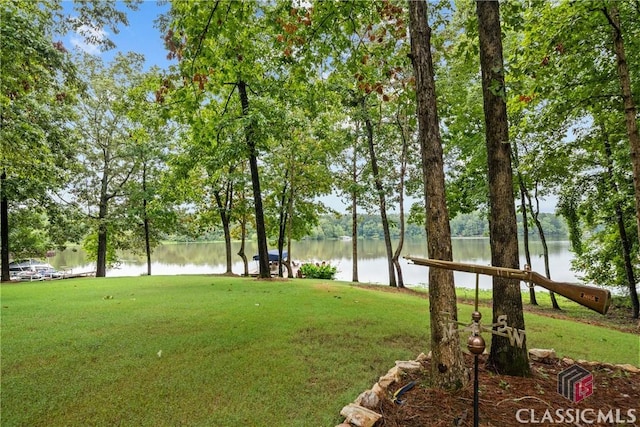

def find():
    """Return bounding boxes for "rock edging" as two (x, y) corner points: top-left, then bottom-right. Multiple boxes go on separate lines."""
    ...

(335, 352), (429, 427)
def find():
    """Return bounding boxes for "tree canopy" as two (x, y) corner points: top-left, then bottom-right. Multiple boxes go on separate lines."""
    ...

(2, 0), (638, 318)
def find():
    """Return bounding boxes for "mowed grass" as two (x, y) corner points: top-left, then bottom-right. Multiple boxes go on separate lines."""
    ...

(1, 276), (638, 427)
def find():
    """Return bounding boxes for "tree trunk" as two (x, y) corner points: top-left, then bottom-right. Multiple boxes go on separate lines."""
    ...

(616, 208), (640, 318)
(237, 209), (249, 276)
(238, 79), (269, 278)
(513, 151), (537, 306)
(214, 183), (233, 274)
(286, 180), (294, 278)
(527, 189), (560, 310)
(351, 129), (359, 283)
(362, 99), (396, 287)
(476, 0), (530, 377)
(96, 200), (108, 278)
(95, 159), (110, 278)
(392, 108), (410, 289)
(222, 216), (232, 274)
(351, 194), (359, 282)
(143, 163), (151, 276)
(519, 179), (537, 306)
(277, 172), (288, 278)
(605, 6), (640, 248)
(1, 169), (9, 282)
(237, 178), (249, 276)
(603, 132), (640, 318)
(408, 0), (467, 390)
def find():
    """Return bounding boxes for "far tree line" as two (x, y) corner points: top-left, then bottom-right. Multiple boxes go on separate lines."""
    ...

(169, 212), (569, 242)
(312, 212), (569, 241)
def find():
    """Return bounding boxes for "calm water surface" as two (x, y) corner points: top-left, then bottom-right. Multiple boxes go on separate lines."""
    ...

(50, 238), (578, 289)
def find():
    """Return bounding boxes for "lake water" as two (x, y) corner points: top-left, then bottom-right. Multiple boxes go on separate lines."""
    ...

(49, 238), (579, 289)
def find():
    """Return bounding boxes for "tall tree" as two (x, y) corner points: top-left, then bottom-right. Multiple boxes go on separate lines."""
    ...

(163, 1), (311, 278)
(262, 99), (338, 277)
(525, 181), (561, 309)
(476, 0), (530, 376)
(408, 0), (468, 389)
(1, 0), (138, 280)
(343, 122), (366, 283)
(361, 96), (397, 287)
(602, 5), (640, 247)
(562, 115), (639, 318)
(514, 161), (537, 306)
(391, 104), (413, 289)
(0, 3), (77, 280)
(511, 132), (563, 309)
(599, 121), (639, 318)
(70, 52), (146, 277)
(330, 114), (367, 282)
(234, 175), (253, 277)
(281, 0), (414, 287)
(237, 79), (269, 277)
(125, 70), (180, 276)
(515, 0), (639, 317)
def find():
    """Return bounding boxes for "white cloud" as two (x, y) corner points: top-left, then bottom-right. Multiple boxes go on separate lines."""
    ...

(70, 24), (109, 55)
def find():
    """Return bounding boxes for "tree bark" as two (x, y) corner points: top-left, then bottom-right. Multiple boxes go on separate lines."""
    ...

(213, 181), (233, 274)
(513, 150), (537, 306)
(237, 200), (249, 276)
(276, 171), (288, 278)
(605, 6), (640, 248)
(96, 162), (109, 277)
(392, 108), (410, 289)
(1, 169), (9, 282)
(351, 191), (359, 282)
(96, 201), (108, 278)
(236, 169), (249, 277)
(351, 128), (359, 283)
(238, 79), (269, 278)
(518, 176), (537, 306)
(526, 188), (560, 310)
(286, 178), (294, 278)
(603, 131), (640, 318)
(143, 162), (151, 276)
(476, 0), (530, 376)
(408, 0), (467, 389)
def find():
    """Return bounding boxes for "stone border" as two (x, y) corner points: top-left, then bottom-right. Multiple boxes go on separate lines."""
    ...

(335, 349), (640, 427)
(335, 352), (429, 427)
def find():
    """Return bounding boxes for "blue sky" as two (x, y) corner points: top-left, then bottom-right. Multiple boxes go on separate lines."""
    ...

(63, 0), (173, 70)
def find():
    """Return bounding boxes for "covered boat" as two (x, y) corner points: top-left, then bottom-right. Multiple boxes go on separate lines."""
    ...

(252, 249), (288, 262)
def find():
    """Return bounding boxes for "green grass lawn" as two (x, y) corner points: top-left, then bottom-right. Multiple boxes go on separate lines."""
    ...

(1, 276), (638, 427)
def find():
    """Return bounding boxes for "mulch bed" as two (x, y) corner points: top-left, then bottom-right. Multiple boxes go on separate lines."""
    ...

(375, 354), (639, 426)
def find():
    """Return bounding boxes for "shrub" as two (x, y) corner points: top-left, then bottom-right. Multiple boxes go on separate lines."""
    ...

(299, 263), (337, 280)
